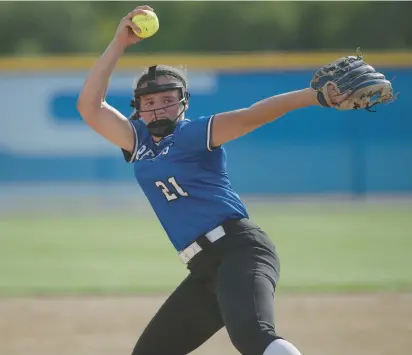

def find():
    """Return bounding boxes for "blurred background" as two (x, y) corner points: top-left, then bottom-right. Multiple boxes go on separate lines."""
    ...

(0, 2), (411, 355)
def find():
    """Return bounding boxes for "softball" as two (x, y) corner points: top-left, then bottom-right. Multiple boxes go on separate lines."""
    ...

(131, 10), (159, 39)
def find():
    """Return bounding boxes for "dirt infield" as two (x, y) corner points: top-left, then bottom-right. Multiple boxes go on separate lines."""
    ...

(1, 293), (411, 355)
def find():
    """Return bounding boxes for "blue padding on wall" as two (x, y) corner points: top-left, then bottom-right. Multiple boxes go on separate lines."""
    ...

(2, 68), (411, 195)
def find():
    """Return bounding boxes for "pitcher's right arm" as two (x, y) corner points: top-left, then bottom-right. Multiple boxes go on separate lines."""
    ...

(76, 5), (152, 153)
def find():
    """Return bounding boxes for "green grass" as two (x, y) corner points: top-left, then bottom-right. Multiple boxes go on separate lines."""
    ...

(1, 203), (411, 296)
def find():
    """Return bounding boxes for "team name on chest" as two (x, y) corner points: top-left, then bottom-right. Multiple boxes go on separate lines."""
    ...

(136, 144), (171, 161)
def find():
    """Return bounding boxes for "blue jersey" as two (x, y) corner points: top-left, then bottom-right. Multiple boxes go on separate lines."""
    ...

(122, 115), (248, 251)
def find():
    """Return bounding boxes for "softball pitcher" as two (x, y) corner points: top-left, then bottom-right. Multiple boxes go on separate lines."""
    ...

(77, 5), (394, 355)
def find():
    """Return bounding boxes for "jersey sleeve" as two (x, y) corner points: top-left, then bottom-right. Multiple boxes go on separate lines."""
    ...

(121, 119), (143, 163)
(175, 115), (217, 153)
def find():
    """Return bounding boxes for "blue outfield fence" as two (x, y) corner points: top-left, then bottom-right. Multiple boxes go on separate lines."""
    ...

(1, 64), (411, 195)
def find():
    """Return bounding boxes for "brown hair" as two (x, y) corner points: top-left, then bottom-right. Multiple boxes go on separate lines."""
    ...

(134, 65), (188, 90)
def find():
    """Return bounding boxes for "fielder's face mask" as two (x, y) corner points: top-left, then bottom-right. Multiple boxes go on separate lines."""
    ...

(130, 65), (190, 138)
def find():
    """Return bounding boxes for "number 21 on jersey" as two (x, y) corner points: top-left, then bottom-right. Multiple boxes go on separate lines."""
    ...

(155, 177), (189, 201)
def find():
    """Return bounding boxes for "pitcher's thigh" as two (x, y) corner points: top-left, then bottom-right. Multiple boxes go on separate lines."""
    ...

(216, 246), (281, 355)
(132, 274), (224, 355)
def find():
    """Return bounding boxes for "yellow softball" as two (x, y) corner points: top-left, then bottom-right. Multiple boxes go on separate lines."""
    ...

(131, 10), (159, 39)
